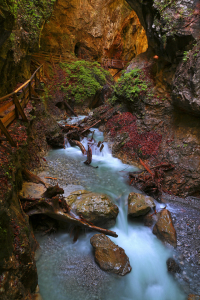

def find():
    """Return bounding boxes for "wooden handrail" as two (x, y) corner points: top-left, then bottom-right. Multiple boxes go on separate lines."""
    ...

(0, 64), (45, 146)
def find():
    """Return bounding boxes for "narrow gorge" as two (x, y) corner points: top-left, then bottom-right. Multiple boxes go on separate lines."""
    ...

(0, 1), (199, 300)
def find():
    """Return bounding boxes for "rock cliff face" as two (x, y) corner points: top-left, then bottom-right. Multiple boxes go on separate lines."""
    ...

(0, 0), (56, 96)
(40, 0), (148, 61)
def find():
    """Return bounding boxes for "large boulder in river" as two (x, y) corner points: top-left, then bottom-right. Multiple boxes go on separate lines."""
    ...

(65, 190), (119, 228)
(153, 209), (177, 247)
(90, 234), (131, 276)
(128, 192), (155, 217)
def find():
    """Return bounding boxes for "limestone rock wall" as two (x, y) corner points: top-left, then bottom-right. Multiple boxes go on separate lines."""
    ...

(40, 0), (147, 61)
(0, 0), (56, 96)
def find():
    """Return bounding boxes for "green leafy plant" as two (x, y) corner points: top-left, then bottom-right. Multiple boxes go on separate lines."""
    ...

(59, 61), (112, 104)
(183, 50), (191, 62)
(110, 68), (148, 104)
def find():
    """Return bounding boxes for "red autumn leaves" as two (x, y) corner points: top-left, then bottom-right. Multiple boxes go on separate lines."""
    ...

(106, 112), (162, 158)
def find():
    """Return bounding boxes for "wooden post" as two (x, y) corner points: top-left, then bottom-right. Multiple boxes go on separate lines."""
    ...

(13, 94), (28, 122)
(14, 94), (19, 119)
(29, 81), (31, 102)
(0, 119), (16, 147)
(39, 67), (41, 84)
(35, 73), (37, 89)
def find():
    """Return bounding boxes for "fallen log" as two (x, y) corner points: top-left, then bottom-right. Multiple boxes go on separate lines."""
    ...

(100, 144), (104, 152)
(139, 158), (154, 176)
(22, 197), (118, 238)
(63, 101), (78, 117)
(22, 169), (47, 187)
(80, 120), (101, 134)
(42, 184), (64, 198)
(69, 139), (86, 155)
(64, 124), (80, 129)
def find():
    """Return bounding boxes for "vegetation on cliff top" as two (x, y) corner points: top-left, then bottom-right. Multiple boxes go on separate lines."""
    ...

(111, 68), (148, 104)
(1, 0), (56, 50)
(48, 60), (113, 105)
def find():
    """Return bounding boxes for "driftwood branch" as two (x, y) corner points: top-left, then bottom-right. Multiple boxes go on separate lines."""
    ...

(22, 169), (47, 187)
(63, 101), (78, 117)
(21, 197), (118, 238)
(69, 139), (86, 155)
(80, 120), (101, 134)
(84, 145), (92, 165)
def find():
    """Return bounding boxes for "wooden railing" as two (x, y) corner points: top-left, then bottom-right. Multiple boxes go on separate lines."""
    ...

(102, 58), (129, 70)
(0, 65), (45, 147)
(32, 51), (77, 65)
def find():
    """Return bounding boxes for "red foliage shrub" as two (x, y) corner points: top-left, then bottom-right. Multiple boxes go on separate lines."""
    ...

(106, 112), (162, 158)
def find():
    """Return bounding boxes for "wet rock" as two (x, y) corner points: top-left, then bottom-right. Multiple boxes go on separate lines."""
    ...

(128, 192), (155, 217)
(112, 132), (129, 154)
(143, 211), (159, 227)
(188, 295), (200, 300)
(172, 43), (200, 116)
(19, 182), (46, 199)
(153, 209), (177, 247)
(90, 234), (131, 276)
(166, 258), (181, 274)
(46, 132), (64, 148)
(65, 190), (119, 228)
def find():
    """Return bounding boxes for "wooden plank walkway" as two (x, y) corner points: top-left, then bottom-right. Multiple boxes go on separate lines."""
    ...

(32, 52), (129, 70)
(0, 65), (45, 147)
(101, 58), (129, 70)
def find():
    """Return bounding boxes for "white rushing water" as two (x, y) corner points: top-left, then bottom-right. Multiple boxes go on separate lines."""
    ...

(36, 117), (186, 300)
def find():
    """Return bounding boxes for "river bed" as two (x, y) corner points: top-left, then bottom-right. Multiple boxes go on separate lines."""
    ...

(35, 117), (189, 300)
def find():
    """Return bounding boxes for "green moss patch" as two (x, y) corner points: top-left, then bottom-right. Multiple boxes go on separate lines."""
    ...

(111, 68), (148, 104)
(58, 60), (113, 104)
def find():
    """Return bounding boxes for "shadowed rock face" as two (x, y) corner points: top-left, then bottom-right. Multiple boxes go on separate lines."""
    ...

(90, 233), (132, 276)
(153, 209), (177, 247)
(172, 42), (200, 116)
(40, 0), (147, 61)
(65, 190), (119, 228)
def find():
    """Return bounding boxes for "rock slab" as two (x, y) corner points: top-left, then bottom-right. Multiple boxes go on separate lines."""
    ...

(153, 209), (177, 247)
(128, 192), (155, 217)
(65, 190), (119, 228)
(90, 234), (131, 276)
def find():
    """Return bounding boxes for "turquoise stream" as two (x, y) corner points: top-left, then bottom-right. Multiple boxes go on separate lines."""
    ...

(36, 117), (186, 300)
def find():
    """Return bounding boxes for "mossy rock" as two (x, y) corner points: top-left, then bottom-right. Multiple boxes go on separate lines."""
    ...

(65, 190), (119, 228)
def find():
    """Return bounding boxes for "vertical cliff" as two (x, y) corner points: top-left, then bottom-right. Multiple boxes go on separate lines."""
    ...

(0, 0), (56, 96)
(39, 0), (148, 61)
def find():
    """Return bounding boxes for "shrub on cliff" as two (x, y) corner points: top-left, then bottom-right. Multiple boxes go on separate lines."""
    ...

(111, 68), (148, 104)
(59, 61), (113, 104)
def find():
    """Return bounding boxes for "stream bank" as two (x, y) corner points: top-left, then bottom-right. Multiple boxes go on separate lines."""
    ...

(30, 121), (199, 299)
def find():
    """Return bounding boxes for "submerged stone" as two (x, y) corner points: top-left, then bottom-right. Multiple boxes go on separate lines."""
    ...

(153, 209), (177, 247)
(65, 190), (119, 228)
(188, 295), (200, 300)
(90, 234), (132, 276)
(166, 258), (181, 274)
(128, 192), (155, 217)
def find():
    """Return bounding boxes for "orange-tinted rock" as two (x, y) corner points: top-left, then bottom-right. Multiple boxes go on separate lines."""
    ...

(90, 234), (132, 276)
(153, 209), (177, 247)
(188, 295), (200, 300)
(128, 192), (155, 217)
(40, 0), (147, 61)
(65, 190), (119, 228)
